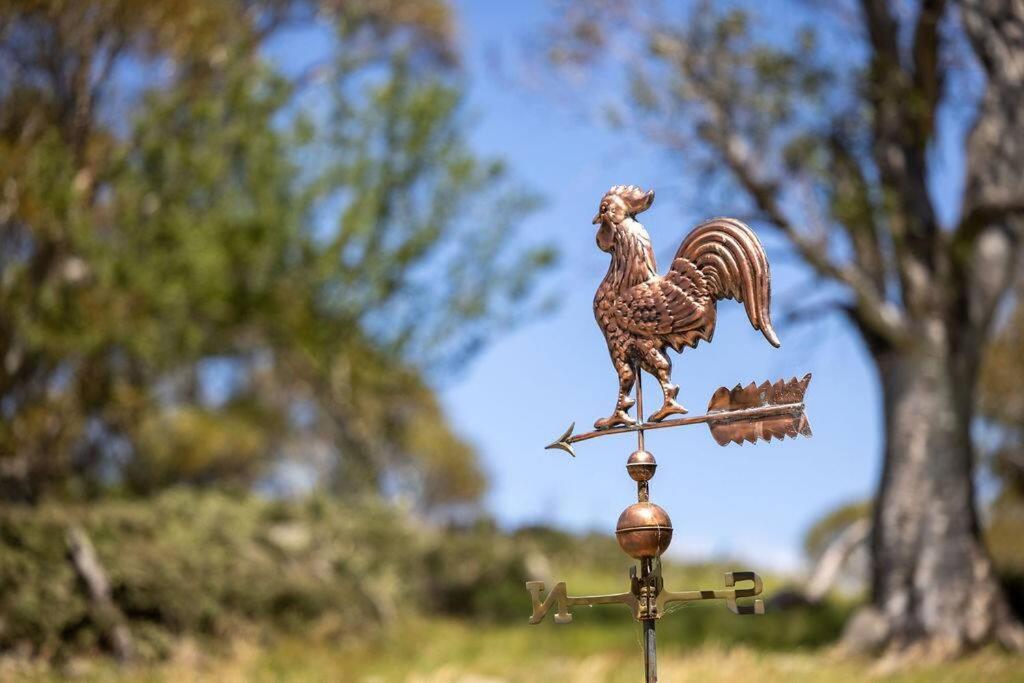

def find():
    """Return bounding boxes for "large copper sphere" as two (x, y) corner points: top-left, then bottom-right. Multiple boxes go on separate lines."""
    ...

(626, 450), (657, 482)
(615, 502), (673, 559)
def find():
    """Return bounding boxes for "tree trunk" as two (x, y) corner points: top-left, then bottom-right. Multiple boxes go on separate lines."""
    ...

(843, 332), (1024, 656)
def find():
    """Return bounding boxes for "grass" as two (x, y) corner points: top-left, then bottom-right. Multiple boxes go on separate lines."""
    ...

(5, 617), (1024, 683)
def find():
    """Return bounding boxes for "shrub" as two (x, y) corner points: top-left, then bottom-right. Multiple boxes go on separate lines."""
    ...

(0, 491), (424, 660)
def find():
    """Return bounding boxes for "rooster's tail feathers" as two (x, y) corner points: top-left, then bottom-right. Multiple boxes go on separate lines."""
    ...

(675, 217), (780, 348)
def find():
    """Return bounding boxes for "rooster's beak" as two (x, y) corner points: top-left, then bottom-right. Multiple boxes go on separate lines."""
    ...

(592, 213), (602, 225)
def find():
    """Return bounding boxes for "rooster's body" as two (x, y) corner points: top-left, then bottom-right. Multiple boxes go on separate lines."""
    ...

(591, 185), (780, 429)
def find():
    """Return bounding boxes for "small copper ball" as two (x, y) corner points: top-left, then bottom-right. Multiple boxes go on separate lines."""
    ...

(626, 450), (657, 482)
(615, 502), (673, 559)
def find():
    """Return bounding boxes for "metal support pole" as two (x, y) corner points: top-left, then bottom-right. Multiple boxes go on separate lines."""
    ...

(636, 368), (650, 502)
(636, 367), (645, 452)
(635, 367), (657, 682)
(642, 559), (657, 682)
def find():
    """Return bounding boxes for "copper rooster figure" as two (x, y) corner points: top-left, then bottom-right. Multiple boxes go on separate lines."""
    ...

(591, 185), (780, 429)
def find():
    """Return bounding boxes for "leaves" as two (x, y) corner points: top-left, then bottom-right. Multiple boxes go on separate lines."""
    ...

(0, 1), (555, 506)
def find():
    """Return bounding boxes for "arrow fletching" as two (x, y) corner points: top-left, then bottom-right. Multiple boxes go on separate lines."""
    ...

(706, 374), (812, 446)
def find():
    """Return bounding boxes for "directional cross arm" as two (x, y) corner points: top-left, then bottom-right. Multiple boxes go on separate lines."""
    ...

(657, 571), (765, 616)
(525, 569), (764, 624)
(525, 581), (637, 624)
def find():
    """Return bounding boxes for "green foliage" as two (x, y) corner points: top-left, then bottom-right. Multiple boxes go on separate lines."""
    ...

(423, 520), (530, 621)
(0, 491), (500, 660)
(655, 599), (851, 651)
(0, 493), (407, 658)
(0, 492), (851, 663)
(0, 0), (555, 505)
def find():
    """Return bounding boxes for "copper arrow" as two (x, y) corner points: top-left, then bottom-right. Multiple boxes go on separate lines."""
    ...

(545, 374), (812, 457)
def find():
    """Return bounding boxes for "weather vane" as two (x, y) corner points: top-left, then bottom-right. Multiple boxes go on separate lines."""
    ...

(525, 185), (812, 682)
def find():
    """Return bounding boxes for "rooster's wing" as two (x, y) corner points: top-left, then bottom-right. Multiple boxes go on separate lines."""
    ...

(613, 258), (711, 348)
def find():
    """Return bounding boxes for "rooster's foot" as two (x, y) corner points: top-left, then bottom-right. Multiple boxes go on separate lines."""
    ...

(594, 410), (637, 430)
(649, 400), (688, 423)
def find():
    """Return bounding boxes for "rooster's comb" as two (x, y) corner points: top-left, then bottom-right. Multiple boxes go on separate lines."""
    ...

(604, 185), (655, 215)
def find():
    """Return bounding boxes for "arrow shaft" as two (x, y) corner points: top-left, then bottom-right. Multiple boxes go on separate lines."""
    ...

(566, 402), (805, 446)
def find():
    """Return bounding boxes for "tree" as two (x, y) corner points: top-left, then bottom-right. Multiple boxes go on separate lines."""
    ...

(547, 0), (1024, 655)
(0, 0), (554, 508)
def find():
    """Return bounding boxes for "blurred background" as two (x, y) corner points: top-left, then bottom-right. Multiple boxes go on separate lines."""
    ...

(1, 0), (1023, 681)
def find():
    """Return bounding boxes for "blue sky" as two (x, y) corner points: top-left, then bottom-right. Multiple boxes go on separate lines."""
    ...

(438, 1), (888, 571)
(263, 0), (978, 571)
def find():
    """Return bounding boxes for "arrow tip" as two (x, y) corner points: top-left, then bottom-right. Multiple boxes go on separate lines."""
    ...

(545, 422), (576, 457)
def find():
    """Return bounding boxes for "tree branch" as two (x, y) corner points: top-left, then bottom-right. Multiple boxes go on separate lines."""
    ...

(955, 0), (1024, 331)
(67, 526), (134, 661)
(860, 0), (901, 65)
(699, 112), (910, 346)
(805, 518), (870, 603)
(827, 128), (887, 291)
(645, 12), (913, 346)
(956, 0), (1024, 240)
(955, 202), (1024, 252)
(778, 299), (852, 328)
(911, 0), (947, 141)
(859, 0), (942, 314)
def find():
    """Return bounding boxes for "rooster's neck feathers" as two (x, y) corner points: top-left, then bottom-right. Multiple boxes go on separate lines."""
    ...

(607, 219), (657, 290)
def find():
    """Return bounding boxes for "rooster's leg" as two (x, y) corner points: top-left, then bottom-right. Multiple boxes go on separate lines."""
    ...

(594, 361), (637, 430)
(645, 349), (688, 422)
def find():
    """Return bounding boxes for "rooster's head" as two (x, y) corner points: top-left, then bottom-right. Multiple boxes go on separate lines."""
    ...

(592, 185), (654, 252)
